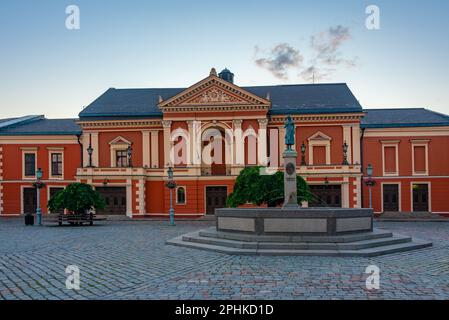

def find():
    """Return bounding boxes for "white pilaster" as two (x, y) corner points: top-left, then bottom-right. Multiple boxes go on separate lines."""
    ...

(91, 132), (99, 167)
(257, 119), (268, 166)
(150, 130), (159, 168)
(352, 125), (361, 164)
(162, 120), (172, 167)
(343, 125), (352, 164)
(279, 127), (286, 165)
(126, 179), (133, 217)
(142, 130), (150, 168)
(233, 120), (244, 165)
(342, 178), (350, 208)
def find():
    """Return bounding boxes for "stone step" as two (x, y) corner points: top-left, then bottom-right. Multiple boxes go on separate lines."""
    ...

(167, 234), (432, 257)
(183, 231), (412, 251)
(198, 227), (394, 243)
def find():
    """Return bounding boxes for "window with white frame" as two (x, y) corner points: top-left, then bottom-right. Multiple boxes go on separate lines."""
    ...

(23, 152), (36, 178)
(50, 153), (63, 177)
(411, 140), (429, 175)
(176, 187), (186, 204)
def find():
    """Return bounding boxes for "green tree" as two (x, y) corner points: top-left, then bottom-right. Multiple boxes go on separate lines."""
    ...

(48, 183), (106, 214)
(227, 166), (313, 208)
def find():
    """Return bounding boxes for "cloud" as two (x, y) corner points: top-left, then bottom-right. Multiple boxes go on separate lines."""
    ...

(311, 25), (357, 68)
(254, 25), (357, 82)
(254, 43), (304, 79)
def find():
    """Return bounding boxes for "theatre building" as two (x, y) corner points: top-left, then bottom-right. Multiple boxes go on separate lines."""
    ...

(1, 68), (449, 217)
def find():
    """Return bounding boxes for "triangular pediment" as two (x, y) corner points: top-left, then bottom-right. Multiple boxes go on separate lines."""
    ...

(109, 136), (132, 145)
(308, 131), (332, 141)
(158, 72), (270, 111)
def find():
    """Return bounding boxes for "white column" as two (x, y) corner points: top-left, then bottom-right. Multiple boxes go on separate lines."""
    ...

(279, 126), (286, 165)
(82, 134), (90, 167)
(343, 125), (352, 164)
(352, 125), (361, 165)
(150, 130), (159, 168)
(91, 132), (99, 167)
(233, 120), (244, 165)
(342, 178), (349, 208)
(138, 179), (145, 214)
(162, 120), (172, 167)
(257, 119), (268, 166)
(142, 130), (150, 168)
(126, 179), (133, 217)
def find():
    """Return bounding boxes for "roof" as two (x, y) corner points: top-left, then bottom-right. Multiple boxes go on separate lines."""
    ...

(0, 115), (81, 136)
(362, 108), (449, 128)
(78, 83), (362, 119)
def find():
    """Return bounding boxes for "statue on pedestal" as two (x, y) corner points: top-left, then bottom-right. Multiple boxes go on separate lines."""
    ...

(283, 115), (299, 208)
(284, 115), (295, 151)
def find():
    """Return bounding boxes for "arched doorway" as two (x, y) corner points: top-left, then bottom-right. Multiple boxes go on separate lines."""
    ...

(201, 126), (231, 176)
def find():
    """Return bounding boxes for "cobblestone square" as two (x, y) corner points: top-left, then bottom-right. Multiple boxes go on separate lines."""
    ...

(0, 218), (448, 300)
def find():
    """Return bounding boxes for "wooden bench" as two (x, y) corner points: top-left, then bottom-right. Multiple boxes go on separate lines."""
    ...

(47, 212), (106, 226)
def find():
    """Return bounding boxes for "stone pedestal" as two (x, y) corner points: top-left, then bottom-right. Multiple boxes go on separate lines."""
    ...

(283, 150), (299, 208)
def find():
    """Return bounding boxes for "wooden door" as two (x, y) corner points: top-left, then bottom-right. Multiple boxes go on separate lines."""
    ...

(23, 188), (37, 214)
(309, 185), (342, 207)
(383, 184), (399, 212)
(205, 186), (227, 215)
(413, 184), (429, 212)
(95, 187), (127, 215)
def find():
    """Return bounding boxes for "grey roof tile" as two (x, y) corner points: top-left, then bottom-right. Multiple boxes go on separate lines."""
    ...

(361, 108), (449, 128)
(78, 83), (362, 119)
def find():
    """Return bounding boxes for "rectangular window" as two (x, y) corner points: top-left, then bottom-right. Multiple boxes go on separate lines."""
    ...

(24, 153), (36, 177)
(413, 146), (426, 173)
(384, 146), (397, 174)
(313, 146), (326, 165)
(116, 150), (128, 168)
(51, 153), (63, 177)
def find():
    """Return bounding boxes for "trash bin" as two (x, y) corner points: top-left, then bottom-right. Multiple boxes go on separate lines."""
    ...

(25, 213), (34, 226)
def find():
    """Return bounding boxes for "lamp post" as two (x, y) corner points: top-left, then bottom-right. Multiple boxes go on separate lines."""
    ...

(300, 142), (306, 166)
(166, 167), (176, 226)
(35, 168), (44, 226)
(365, 164), (376, 209)
(87, 144), (94, 168)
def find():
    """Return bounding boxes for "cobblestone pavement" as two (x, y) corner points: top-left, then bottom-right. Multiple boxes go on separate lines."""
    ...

(0, 218), (448, 300)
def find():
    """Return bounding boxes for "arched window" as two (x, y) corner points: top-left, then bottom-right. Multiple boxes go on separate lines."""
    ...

(177, 187), (186, 204)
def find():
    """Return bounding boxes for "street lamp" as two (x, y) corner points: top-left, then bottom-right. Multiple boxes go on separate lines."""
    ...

(35, 168), (44, 226)
(166, 167), (176, 226)
(300, 142), (306, 166)
(87, 144), (94, 167)
(127, 145), (133, 168)
(365, 164), (376, 209)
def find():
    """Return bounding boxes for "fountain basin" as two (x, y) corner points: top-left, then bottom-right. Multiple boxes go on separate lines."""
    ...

(216, 208), (373, 236)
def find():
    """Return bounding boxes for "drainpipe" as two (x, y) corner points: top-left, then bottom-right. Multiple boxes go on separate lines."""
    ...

(77, 134), (83, 168)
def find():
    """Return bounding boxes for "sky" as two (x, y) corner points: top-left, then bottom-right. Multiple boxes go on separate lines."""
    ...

(0, 0), (448, 119)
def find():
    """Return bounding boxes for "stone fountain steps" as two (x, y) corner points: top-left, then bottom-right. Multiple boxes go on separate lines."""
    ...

(166, 228), (432, 257)
(198, 228), (394, 243)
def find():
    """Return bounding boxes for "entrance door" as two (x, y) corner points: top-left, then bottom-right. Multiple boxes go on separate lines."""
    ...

(383, 184), (399, 212)
(309, 185), (342, 207)
(413, 184), (429, 212)
(205, 186), (227, 215)
(23, 187), (37, 214)
(95, 187), (127, 215)
(49, 187), (65, 214)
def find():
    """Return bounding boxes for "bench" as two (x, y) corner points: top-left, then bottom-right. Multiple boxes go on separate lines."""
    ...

(47, 212), (107, 226)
